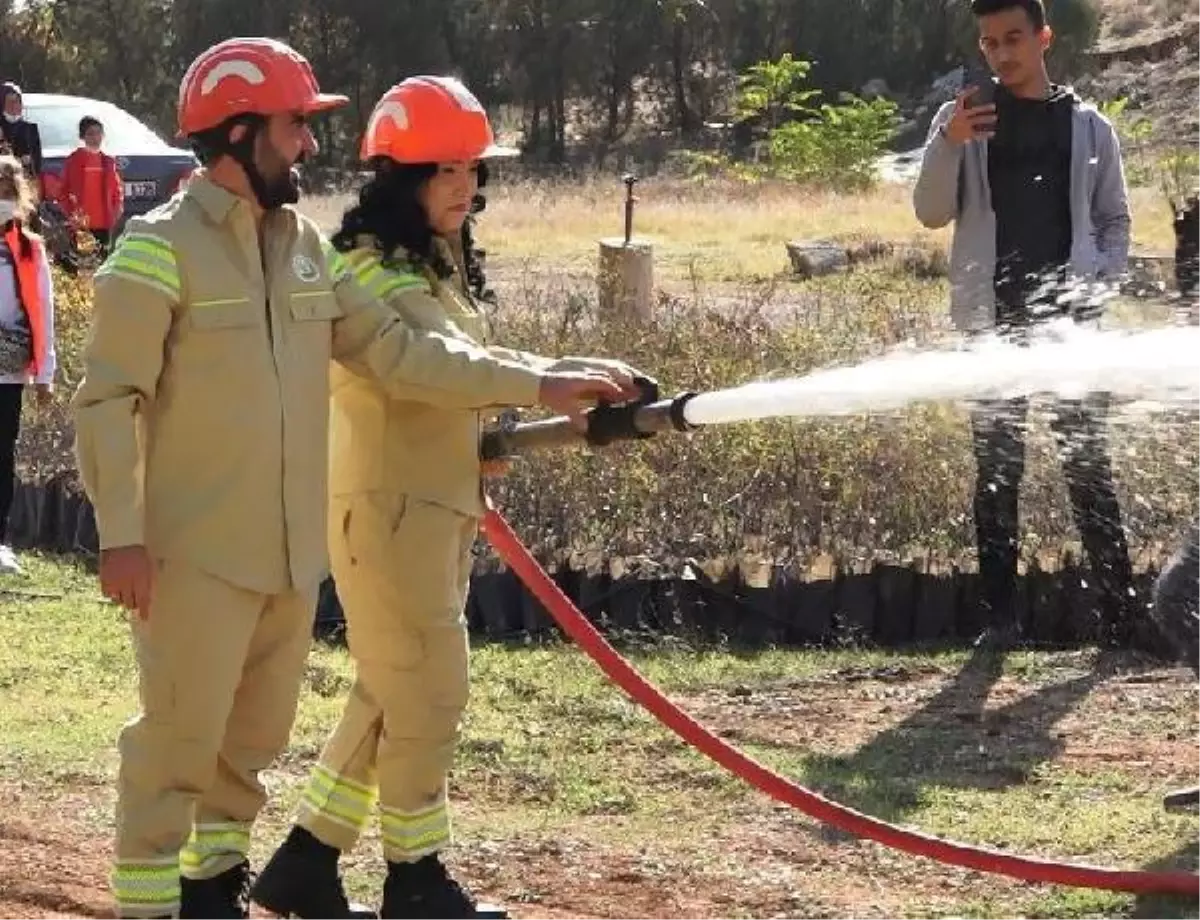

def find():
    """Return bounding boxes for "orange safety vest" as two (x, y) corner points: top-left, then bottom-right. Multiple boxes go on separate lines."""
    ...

(3, 221), (46, 378)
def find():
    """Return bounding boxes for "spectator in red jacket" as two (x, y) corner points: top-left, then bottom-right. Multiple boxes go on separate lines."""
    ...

(58, 116), (123, 256)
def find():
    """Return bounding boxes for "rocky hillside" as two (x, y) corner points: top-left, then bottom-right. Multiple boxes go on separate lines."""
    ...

(1076, 0), (1199, 146)
(884, 3), (1196, 156)
(1092, 0), (1195, 45)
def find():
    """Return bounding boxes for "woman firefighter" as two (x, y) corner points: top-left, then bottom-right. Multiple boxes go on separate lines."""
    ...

(250, 76), (647, 919)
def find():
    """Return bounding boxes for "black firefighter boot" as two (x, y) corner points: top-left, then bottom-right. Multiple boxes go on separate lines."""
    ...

(250, 826), (377, 919)
(180, 860), (252, 919)
(380, 854), (507, 919)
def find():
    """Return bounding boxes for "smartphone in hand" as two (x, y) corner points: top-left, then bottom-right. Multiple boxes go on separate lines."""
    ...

(963, 60), (997, 107)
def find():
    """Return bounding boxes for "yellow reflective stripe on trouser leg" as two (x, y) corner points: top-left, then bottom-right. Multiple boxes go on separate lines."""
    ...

(380, 798), (452, 863)
(111, 856), (180, 918)
(179, 821), (251, 879)
(298, 762), (377, 834)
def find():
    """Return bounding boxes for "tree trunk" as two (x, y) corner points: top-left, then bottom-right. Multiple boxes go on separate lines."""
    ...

(671, 17), (696, 136)
(551, 78), (566, 162)
(606, 33), (621, 143)
(529, 101), (543, 152)
(550, 7), (568, 162)
(101, 0), (134, 102)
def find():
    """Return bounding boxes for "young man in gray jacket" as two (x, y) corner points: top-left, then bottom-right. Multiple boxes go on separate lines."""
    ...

(913, 0), (1138, 647)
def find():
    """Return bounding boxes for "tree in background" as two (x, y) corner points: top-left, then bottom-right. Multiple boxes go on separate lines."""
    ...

(685, 53), (899, 188)
(0, 0), (1107, 170)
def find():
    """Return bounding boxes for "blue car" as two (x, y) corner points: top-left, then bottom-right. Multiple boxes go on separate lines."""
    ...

(22, 92), (197, 265)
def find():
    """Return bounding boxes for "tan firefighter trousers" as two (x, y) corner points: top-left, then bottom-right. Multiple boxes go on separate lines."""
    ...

(111, 559), (317, 918)
(296, 492), (476, 863)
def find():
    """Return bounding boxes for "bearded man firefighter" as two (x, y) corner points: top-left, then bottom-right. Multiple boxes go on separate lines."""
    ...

(72, 37), (637, 920)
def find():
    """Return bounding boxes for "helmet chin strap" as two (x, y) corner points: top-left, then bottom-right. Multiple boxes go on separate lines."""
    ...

(220, 115), (296, 211)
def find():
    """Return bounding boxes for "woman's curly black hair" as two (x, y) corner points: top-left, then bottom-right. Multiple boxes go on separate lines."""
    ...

(332, 158), (491, 301)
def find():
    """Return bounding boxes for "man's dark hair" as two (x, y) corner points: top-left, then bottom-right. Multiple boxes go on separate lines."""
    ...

(187, 113), (263, 167)
(970, 0), (1047, 30)
(79, 116), (103, 138)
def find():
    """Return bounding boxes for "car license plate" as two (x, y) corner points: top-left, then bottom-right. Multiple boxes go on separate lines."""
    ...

(125, 180), (157, 199)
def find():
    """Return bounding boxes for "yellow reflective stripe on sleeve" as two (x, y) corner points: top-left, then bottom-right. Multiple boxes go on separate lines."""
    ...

(343, 254), (384, 290)
(97, 232), (181, 300)
(379, 798), (451, 861)
(375, 272), (427, 298)
(179, 821), (251, 875)
(111, 858), (180, 916)
(342, 248), (377, 269)
(346, 251), (425, 300)
(321, 237), (351, 283)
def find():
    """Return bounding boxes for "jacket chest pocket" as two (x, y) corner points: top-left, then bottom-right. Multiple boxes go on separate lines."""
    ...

(288, 291), (343, 361)
(179, 298), (261, 370)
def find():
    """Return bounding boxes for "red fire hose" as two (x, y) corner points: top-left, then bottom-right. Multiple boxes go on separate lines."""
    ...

(482, 509), (1200, 897)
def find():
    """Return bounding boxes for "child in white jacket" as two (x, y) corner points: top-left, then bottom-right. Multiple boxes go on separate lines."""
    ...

(0, 154), (55, 574)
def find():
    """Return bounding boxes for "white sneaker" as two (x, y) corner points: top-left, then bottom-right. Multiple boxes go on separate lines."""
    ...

(0, 544), (21, 575)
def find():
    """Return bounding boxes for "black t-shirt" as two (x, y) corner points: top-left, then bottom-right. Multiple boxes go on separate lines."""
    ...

(1174, 197), (1199, 296)
(987, 84), (1075, 325)
(0, 118), (43, 177)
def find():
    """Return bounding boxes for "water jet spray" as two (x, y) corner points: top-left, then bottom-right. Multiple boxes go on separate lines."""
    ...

(481, 325), (1200, 461)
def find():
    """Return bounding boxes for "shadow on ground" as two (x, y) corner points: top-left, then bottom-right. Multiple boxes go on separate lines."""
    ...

(803, 646), (1157, 822)
(1130, 837), (1200, 920)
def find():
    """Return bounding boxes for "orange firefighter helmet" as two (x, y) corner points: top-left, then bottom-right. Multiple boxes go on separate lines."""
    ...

(178, 37), (348, 137)
(361, 76), (518, 164)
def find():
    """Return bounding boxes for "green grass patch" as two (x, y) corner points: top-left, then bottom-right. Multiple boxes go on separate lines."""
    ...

(1, 555), (1195, 918)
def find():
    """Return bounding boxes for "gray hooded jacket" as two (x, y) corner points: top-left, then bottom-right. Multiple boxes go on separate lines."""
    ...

(913, 90), (1131, 332)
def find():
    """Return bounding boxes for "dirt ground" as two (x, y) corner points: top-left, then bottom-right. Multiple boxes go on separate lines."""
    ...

(2, 653), (1196, 920)
(0, 792), (1034, 920)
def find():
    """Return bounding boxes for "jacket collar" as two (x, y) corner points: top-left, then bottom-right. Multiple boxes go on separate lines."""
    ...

(186, 172), (254, 226)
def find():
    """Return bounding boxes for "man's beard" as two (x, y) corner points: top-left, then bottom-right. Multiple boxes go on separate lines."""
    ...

(257, 162), (301, 210)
